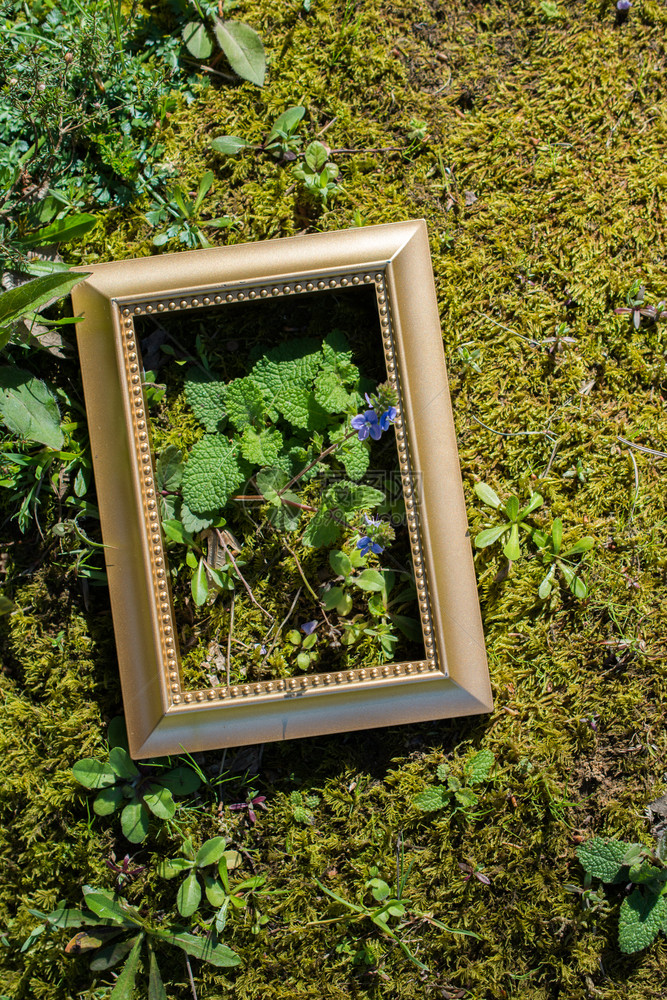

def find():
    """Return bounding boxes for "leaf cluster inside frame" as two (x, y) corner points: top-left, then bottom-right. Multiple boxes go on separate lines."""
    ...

(135, 284), (425, 692)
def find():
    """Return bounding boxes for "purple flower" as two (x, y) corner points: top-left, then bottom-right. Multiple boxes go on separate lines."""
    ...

(379, 406), (397, 431)
(364, 513), (381, 528)
(301, 620), (318, 635)
(357, 535), (384, 558)
(617, 0), (631, 8)
(351, 409), (382, 441)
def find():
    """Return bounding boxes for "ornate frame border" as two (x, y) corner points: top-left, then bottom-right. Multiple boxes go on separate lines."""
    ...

(72, 220), (491, 757)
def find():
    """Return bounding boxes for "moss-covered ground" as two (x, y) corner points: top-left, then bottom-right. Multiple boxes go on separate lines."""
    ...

(2, 0), (667, 996)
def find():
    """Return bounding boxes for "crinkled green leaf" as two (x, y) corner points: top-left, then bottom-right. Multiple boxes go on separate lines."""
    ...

(240, 425), (283, 465)
(182, 436), (246, 514)
(72, 758), (116, 790)
(225, 376), (267, 430)
(250, 338), (326, 429)
(213, 18), (265, 86)
(577, 838), (634, 883)
(156, 446), (183, 491)
(414, 786), (450, 812)
(0, 367), (63, 449)
(315, 365), (354, 413)
(184, 372), (227, 432)
(180, 503), (215, 533)
(329, 421), (369, 481)
(324, 481), (385, 515)
(466, 748), (495, 784)
(619, 889), (667, 954)
(302, 507), (342, 548)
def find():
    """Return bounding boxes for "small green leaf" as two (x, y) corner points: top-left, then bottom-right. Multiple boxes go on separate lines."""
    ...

(619, 889), (667, 954)
(354, 569), (385, 592)
(93, 785), (124, 816)
(329, 549), (352, 577)
(211, 134), (252, 155)
(505, 496), (520, 521)
(296, 652), (311, 670)
(109, 747), (139, 781)
(503, 522), (521, 561)
(19, 214), (97, 249)
(267, 106), (305, 141)
(466, 748), (495, 784)
(0, 271), (89, 341)
(473, 482), (501, 508)
(320, 586), (346, 612)
(72, 758), (117, 790)
(109, 934), (143, 999)
(191, 558), (209, 606)
(147, 943), (168, 1000)
(551, 518), (563, 555)
(213, 19), (265, 86)
(159, 767), (202, 796)
(414, 786), (450, 812)
(83, 893), (137, 926)
(517, 492), (543, 519)
(474, 525), (507, 549)
(161, 520), (193, 545)
(121, 801), (150, 843)
(157, 930), (241, 967)
(157, 858), (193, 879)
(177, 872), (202, 917)
(577, 838), (633, 882)
(538, 568), (554, 600)
(562, 536), (595, 557)
(143, 785), (176, 820)
(0, 367), (63, 449)
(203, 874), (227, 907)
(182, 20), (213, 59)
(195, 837), (229, 868)
(560, 561), (588, 599)
(304, 140), (329, 171)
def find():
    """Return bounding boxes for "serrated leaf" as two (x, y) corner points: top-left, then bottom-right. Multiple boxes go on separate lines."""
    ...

(436, 762), (450, 781)
(211, 134), (252, 155)
(302, 508), (342, 548)
(109, 747), (139, 781)
(577, 838), (633, 882)
(72, 758), (117, 789)
(184, 372), (227, 432)
(158, 930), (241, 967)
(240, 425), (283, 465)
(314, 365), (353, 413)
(159, 767), (202, 796)
(143, 785), (176, 820)
(473, 482), (501, 508)
(466, 748), (495, 784)
(155, 446), (183, 491)
(629, 861), (664, 885)
(267, 496), (302, 531)
(182, 20), (213, 59)
(324, 481), (385, 515)
(214, 19), (265, 86)
(0, 367), (63, 449)
(121, 801), (150, 843)
(182, 436), (245, 515)
(414, 786), (450, 812)
(181, 503), (215, 533)
(250, 338), (327, 430)
(619, 888), (667, 954)
(177, 872), (202, 917)
(93, 785), (124, 816)
(225, 376), (267, 430)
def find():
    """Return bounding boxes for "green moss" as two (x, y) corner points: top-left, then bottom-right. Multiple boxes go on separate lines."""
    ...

(4, 0), (667, 996)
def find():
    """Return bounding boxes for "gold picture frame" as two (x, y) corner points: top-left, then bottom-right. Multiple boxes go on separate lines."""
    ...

(72, 220), (492, 758)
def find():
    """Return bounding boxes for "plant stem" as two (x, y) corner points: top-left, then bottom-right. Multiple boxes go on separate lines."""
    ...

(215, 529), (272, 620)
(184, 952), (198, 1000)
(278, 428), (358, 495)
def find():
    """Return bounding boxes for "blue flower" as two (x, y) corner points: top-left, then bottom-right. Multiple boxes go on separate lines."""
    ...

(351, 409), (382, 441)
(357, 535), (384, 558)
(379, 406), (397, 431)
(300, 620), (318, 635)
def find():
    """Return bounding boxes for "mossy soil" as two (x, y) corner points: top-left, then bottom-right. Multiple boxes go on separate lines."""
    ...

(2, 0), (667, 997)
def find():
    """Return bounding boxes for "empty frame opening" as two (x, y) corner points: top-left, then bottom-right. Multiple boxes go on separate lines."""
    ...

(134, 284), (425, 692)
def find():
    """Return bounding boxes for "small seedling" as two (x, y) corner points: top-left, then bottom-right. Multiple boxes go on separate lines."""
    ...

(615, 279), (667, 329)
(158, 836), (243, 918)
(577, 837), (667, 953)
(145, 172), (234, 248)
(72, 740), (202, 844)
(212, 106), (305, 160)
(532, 518), (594, 600)
(473, 483), (542, 561)
(414, 749), (495, 815)
(289, 789), (321, 824)
(293, 141), (340, 206)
